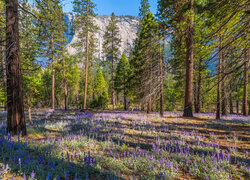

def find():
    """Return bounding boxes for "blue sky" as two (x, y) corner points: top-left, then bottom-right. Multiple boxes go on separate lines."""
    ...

(62, 0), (158, 16)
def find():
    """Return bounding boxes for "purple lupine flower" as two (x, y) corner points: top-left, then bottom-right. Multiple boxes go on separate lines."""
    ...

(23, 173), (27, 180)
(30, 171), (35, 179)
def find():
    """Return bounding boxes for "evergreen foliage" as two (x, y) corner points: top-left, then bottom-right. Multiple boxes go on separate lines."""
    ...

(103, 12), (121, 109)
(114, 52), (132, 110)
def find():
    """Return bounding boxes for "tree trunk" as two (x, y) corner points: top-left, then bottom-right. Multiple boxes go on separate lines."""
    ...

(197, 59), (202, 113)
(221, 39), (227, 116)
(243, 48), (248, 116)
(229, 81), (234, 114)
(62, 53), (68, 110)
(1, 38), (7, 110)
(159, 42), (164, 117)
(147, 59), (153, 114)
(123, 74), (127, 110)
(147, 98), (151, 114)
(216, 35), (222, 120)
(194, 80), (198, 113)
(111, 42), (115, 110)
(236, 100), (239, 115)
(183, 0), (194, 117)
(27, 94), (33, 126)
(6, 0), (26, 136)
(83, 31), (89, 110)
(51, 32), (55, 110)
(123, 90), (127, 110)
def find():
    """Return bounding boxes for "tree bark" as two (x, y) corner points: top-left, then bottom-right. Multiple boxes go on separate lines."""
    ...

(6, 0), (26, 136)
(194, 80), (197, 113)
(229, 81), (234, 114)
(111, 40), (115, 110)
(83, 2), (89, 111)
(159, 42), (164, 117)
(243, 48), (248, 116)
(62, 52), (68, 110)
(183, 0), (194, 117)
(221, 39), (227, 116)
(1, 39), (6, 88)
(83, 31), (89, 110)
(27, 94), (33, 126)
(123, 73), (127, 110)
(147, 59), (153, 114)
(236, 99), (239, 115)
(1, 38), (7, 110)
(51, 32), (55, 110)
(197, 59), (202, 113)
(216, 35), (222, 120)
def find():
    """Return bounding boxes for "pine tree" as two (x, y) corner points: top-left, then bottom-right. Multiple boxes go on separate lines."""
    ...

(243, 47), (248, 116)
(139, 0), (150, 19)
(6, 0), (26, 135)
(73, 0), (98, 110)
(130, 11), (160, 113)
(19, 0), (41, 125)
(183, 0), (194, 117)
(114, 52), (131, 110)
(35, 0), (64, 109)
(103, 12), (121, 109)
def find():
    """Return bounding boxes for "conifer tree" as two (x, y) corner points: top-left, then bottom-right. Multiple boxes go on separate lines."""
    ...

(103, 12), (121, 109)
(130, 11), (160, 113)
(73, 0), (98, 110)
(92, 69), (109, 108)
(114, 52), (131, 110)
(6, 0), (26, 135)
(35, 0), (64, 109)
(19, 0), (41, 124)
(139, 0), (150, 20)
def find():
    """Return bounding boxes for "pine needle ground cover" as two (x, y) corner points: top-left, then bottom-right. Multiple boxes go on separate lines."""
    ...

(0, 110), (249, 180)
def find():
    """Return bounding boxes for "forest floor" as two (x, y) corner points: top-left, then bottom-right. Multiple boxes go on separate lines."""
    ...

(0, 110), (249, 180)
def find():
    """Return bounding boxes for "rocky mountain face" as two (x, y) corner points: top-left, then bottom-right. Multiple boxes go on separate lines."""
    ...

(64, 13), (139, 59)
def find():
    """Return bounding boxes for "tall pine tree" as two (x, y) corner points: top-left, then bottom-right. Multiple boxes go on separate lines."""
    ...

(35, 0), (65, 109)
(103, 12), (121, 109)
(73, 0), (98, 110)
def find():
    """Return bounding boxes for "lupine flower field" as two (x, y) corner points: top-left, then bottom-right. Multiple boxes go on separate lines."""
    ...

(0, 110), (249, 180)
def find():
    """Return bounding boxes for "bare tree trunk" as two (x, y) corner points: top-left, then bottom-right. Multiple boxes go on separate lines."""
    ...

(27, 94), (33, 126)
(147, 60), (153, 114)
(83, 31), (89, 110)
(1, 38), (7, 110)
(183, 0), (194, 117)
(197, 59), (202, 113)
(216, 35), (222, 120)
(51, 32), (55, 110)
(229, 81), (234, 114)
(92, 82), (95, 100)
(147, 99), (151, 114)
(123, 73), (127, 110)
(159, 41), (164, 117)
(123, 88), (127, 110)
(221, 41), (227, 116)
(194, 80), (198, 112)
(236, 100), (239, 115)
(243, 48), (248, 116)
(111, 41), (115, 110)
(6, 0), (26, 136)
(62, 53), (68, 110)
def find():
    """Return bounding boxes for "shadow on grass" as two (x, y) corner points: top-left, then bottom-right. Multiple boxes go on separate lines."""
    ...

(0, 126), (123, 180)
